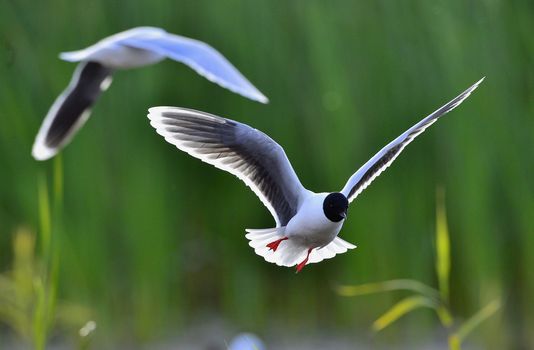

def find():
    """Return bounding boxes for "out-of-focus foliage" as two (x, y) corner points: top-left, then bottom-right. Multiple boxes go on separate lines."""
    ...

(0, 215), (92, 348)
(0, 165), (93, 348)
(0, 0), (532, 348)
(338, 190), (501, 350)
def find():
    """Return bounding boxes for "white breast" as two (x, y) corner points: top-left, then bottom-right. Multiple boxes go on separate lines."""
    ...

(285, 192), (344, 248)
(95, 45), (164, 68)
(60, 42), (164, 69)
(78, 44), (164, 69)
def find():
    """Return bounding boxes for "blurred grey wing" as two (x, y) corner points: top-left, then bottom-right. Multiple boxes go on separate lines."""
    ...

(341, 78), (484, 203)
(32, 61), (114, 160)
(121, 33), (268, 103)
(148, 107), (307, 226)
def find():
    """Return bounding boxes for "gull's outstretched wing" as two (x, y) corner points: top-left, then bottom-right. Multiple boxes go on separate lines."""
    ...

(341, 78), (484, 203)
(120, 31), (268, 103)
(60, 27), (269, 103)
(32, 61), (113, 160)
(148, 107), (308, 226)
(61, 27), (267, 103)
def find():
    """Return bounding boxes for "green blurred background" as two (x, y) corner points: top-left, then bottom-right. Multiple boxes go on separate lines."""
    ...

(1, 0), (533, 348)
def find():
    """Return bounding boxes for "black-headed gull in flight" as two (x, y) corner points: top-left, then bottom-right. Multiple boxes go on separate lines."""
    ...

(148, 78), (483, 272)
(32, 26), (268, 161)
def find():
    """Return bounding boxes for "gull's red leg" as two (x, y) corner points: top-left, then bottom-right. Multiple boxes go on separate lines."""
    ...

(296, 248), (313, 273)
(266, 237), (288, 252)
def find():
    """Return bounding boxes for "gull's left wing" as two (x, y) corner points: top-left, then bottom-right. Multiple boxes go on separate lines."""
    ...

(341, 78), (484, 203)
(121, 31), (268, 103)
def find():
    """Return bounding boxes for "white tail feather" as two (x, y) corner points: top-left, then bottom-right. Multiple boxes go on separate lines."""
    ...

(245, 228), (357, 268)
(308, 237), (357, 264)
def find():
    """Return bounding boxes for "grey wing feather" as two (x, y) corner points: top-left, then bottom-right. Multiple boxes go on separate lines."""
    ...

(341, 78), (484, 202)
(148, 107), (307, 226)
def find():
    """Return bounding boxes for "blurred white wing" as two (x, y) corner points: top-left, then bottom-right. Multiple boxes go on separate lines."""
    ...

(122, 30), (268, 103)
(341, 78), (484, 203)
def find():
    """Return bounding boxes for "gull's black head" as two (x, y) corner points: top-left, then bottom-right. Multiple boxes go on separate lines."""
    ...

(323, 192), (349, 222)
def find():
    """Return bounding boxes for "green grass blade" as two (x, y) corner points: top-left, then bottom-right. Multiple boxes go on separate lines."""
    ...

(452, 298), (501, 343)
(436, 305), (454, 328)
(336, 279), (440, 300)
(37, 174), (51, 260)
(45, 249), (60, 334)
(53, 155), (64, 211)
(373, 295), (438, 332)
(448, 335), (461, 350)
(32, 278), (46, 350)
(436, 187), (451, 303)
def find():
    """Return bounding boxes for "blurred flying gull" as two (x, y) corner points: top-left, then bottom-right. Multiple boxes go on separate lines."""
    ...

(148, 78), (483, 272)
(32, 26), (268, 161)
